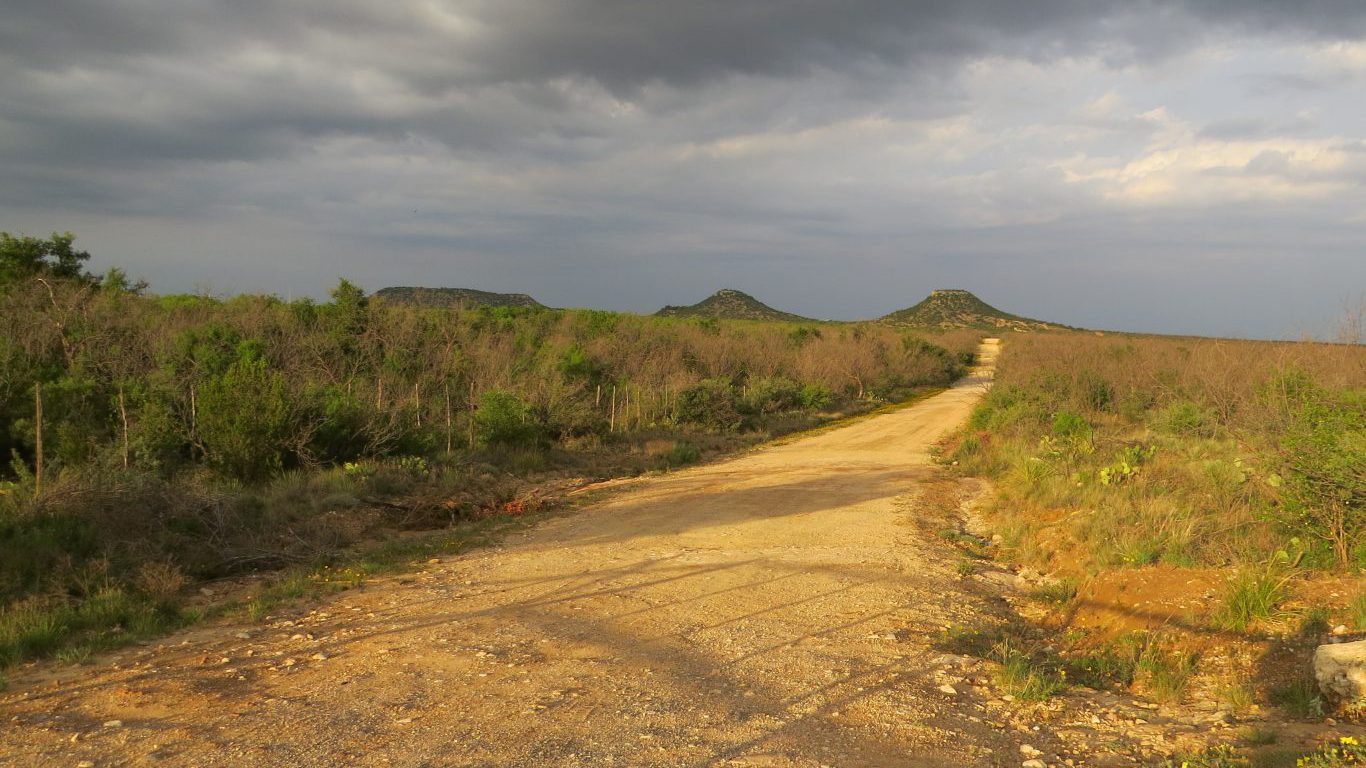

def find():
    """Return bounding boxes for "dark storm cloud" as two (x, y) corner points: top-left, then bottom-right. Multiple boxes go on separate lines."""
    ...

(6, 0), (1366, 179)
(2, 1), (1366, 338)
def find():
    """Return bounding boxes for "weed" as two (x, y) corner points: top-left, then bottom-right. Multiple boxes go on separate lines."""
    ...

(1018, 457), (1054, 486)
(993, 640), (1067, 701)
(245, 599), (271, 623)
(1112, 536), (1164, 567)
(1063, 632), (1196, 703)
(1217, 680), (1256, 715)
(938, 529), (989, 559)
(1269, 675), (1324, 720)
(135, 561), (188, 602)
(1027, 580), (1078, 605)
(936, 623), (1015, 659)
(1066, 641), (1140, 689)
(1298, 607), (1332, 637)
(956, 560), (978, 577)
(1139, 644), (1197, 704)
(1163, 744), (1249, 767)
(1351, 592), (1366, 631)
(1237, 725), (1278, 746)
(665, 442), (702, 467)
(1099, 444), (1155, 486)
(1295, 737), (1366, 767)
(1217, 559), (1294, 632)
(953, 436), (982, 461)
(55, 644), (92, 665)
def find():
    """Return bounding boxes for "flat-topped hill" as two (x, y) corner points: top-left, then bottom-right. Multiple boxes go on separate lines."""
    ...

(656, 289), (812, 322)
(374, 287), (545, 310)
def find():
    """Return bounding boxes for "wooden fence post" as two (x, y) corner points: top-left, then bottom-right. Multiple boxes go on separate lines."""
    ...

(118, 387), (130, 469)
(34, 382), (43, 494)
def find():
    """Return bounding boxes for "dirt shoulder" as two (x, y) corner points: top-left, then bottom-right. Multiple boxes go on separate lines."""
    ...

(0, 340), (1299, 767)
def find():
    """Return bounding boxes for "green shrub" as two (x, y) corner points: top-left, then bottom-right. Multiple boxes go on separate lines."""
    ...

(1271, 375), (1365, 569)
(1077, 371), (1115, 412)
(954, 436), (981, 459)
(474, 390), (544, 447)
(745, 377), (802, 414)
(197, 355), (292, 481)
(1153, 400), (1217, 438)
(1052, 410), (1091, 440)
(557, 344), (603, 383)
(799, 383), (833, 410)
(665, 442), (702, 468)
(675, 378), (742, 431)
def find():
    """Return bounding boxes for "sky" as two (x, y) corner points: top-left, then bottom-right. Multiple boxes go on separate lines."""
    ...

(3, 2), (1365, 339)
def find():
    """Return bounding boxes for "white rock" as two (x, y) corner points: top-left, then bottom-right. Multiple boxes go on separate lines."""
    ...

(1020, 744), (1043, 758)
(1315, 639), (1366, 705)
(1022, 760), (1047, 768)
(938, 684), (958, 695)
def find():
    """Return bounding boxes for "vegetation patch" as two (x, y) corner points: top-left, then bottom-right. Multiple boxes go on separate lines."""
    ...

(0, 232), (984, 673)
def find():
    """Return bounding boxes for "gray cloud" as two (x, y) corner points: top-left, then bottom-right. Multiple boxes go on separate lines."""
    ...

(2, 1), (1366, 338)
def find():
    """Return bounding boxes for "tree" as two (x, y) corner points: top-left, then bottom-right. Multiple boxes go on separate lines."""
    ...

(0, 232), (92, 285)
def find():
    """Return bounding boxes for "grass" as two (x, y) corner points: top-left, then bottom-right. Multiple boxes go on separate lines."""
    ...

(1027, 579), (1078, 605)
(1139, 642), (1197, 704)
(1237, 725), (1278, 746)
(954, 331), (1364, 579)
(0, 505), (541, 674)
(937, 528), (990, 559)
(1216, 564), (1293, 633)
(1351, 592), (1366, 631)
(1298, 607), (1332, 637)
(1217, 679), (1257, 715)
(993, 640), (1067, 701)
(1268, 675), (1325, 720)
(0, 589), (193, 672)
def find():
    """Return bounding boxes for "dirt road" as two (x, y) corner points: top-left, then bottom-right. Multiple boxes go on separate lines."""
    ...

(2, 339), (1164, 766)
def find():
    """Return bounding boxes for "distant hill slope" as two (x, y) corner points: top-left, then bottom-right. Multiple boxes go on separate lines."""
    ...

(374, 287), (545, 310)
(656, 289), (812, 322)
(880, 289), (1059, 331)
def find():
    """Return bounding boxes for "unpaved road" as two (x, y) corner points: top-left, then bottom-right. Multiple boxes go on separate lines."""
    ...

(2, 339), (1193, 766)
